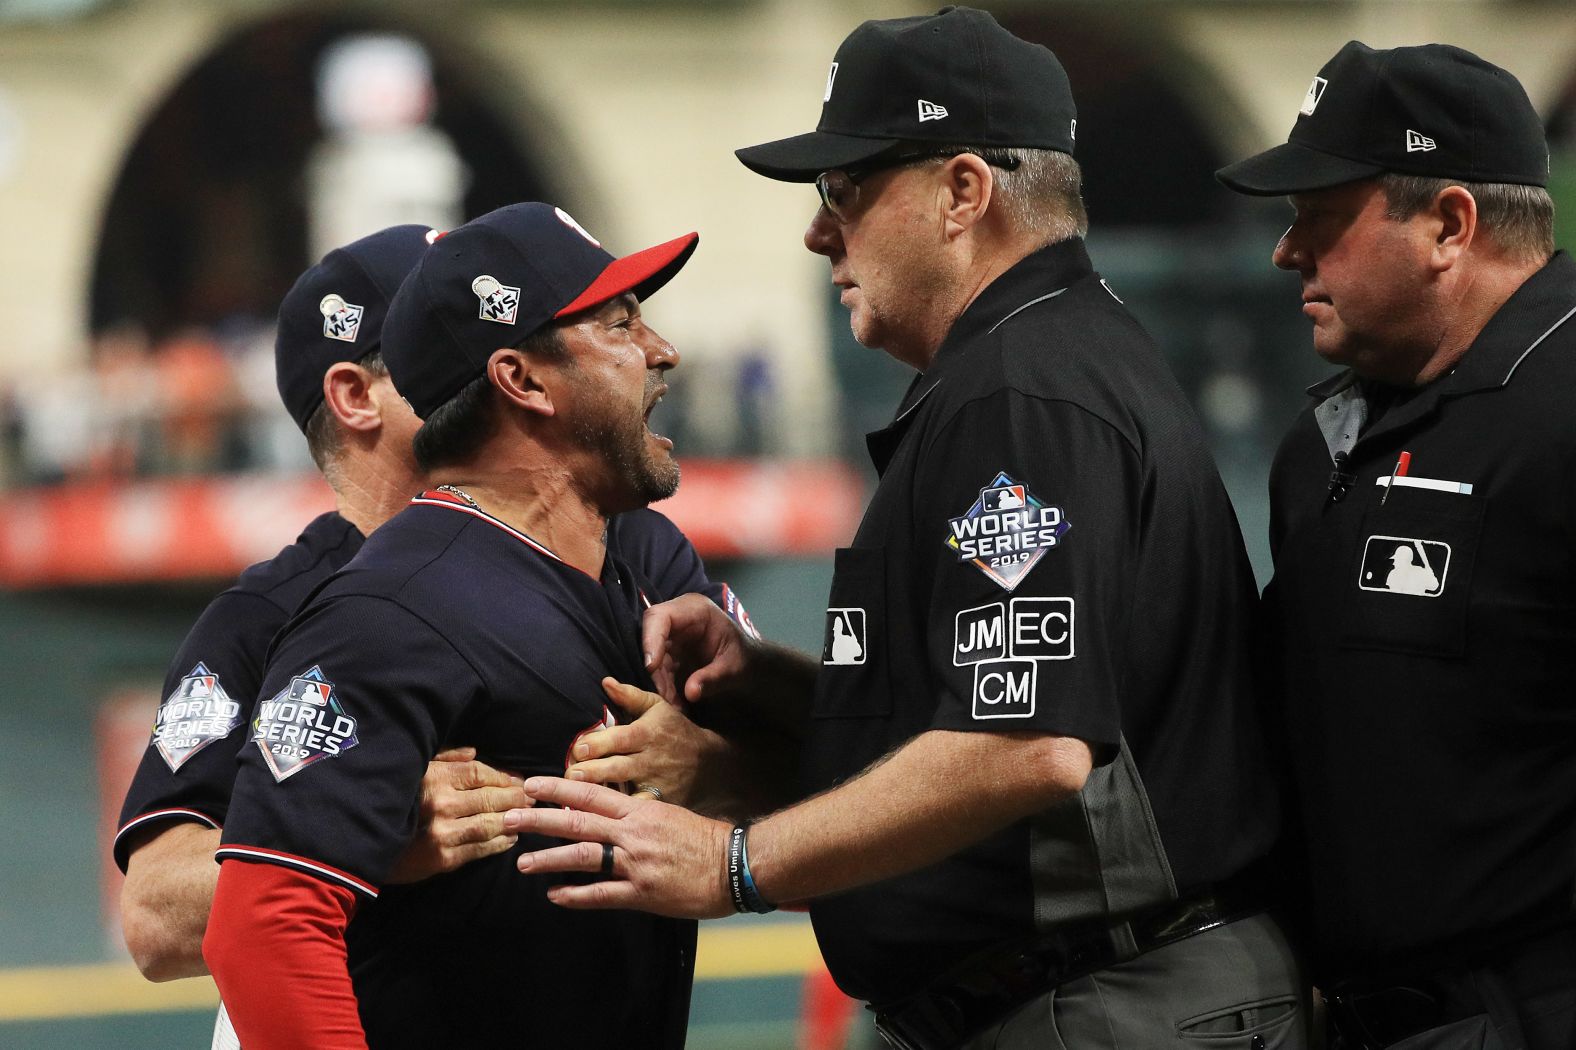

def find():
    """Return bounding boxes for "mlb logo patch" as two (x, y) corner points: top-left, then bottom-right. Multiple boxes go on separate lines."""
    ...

(472, 275), (521, 325)
(319, 294), (364, 343)
(1358, 535), (1450, 597)
(823, 608), (866, 666)
(289, 675), (332, 705)
(981, 484), (1026, 511)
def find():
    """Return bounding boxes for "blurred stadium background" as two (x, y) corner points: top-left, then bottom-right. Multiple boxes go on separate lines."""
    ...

(0, 1), (1572, 1047)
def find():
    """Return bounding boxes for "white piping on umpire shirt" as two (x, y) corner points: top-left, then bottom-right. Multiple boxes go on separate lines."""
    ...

(988, 288), (1068, 334)
(892, 288), (1069, 427)
(1501, 303), (1576, 387)
(894, 379), (944, 425)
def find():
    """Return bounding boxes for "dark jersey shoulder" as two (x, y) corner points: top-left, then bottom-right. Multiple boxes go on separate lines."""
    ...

(113, 512), (363, 870)
(607, 507), (722, 604)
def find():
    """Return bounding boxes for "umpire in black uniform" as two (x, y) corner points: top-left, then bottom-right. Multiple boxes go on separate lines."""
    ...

(507, 9), (1306, 1049)
(1219, 42), (1576, 1049)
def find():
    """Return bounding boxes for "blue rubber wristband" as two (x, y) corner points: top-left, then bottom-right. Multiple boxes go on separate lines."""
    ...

(729, 825), (776, 914)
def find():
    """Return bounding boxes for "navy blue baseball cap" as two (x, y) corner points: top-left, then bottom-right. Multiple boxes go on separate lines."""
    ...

(736, 6), (1076, 183)
(1217, 41), (1549, 196)
(275, 224), (439, 432)
(383, 203), (698, 419)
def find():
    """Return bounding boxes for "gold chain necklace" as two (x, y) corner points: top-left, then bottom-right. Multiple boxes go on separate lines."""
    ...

(434, 484), (480, 509)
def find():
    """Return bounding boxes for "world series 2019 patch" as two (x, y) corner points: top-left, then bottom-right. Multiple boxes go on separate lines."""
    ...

(945, 471), (1070, 590)
(251, 665), (360, 782)
(153, 662), (244, 772)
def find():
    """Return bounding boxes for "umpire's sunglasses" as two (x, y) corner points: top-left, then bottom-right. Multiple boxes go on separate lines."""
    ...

(815, 150), (1022, 224)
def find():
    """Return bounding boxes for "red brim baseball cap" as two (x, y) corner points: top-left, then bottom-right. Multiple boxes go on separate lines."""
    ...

(557, 232), (698, 316)
(383, 203), (699, 419)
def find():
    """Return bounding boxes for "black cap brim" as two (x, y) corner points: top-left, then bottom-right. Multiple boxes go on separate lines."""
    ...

(1216, 141), (1386, 196)
(735, 130), (904, 183)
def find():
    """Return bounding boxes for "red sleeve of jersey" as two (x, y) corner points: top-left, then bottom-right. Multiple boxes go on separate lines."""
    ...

(203, 859), (367, 1050)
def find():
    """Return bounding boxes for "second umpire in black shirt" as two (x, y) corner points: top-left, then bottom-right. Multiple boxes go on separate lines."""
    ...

(507, 9), (1307, 1049)
(1220, 42), (1576, 1049)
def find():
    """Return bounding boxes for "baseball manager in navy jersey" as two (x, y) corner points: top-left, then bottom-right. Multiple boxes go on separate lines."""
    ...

(204, 203), (712, 1049)
(505, 10), (1307, 1050)
(116, 224), (742, 1045)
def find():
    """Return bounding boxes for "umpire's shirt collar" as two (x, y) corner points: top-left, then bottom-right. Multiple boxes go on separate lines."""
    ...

(1307, 250), (1576, 458)
(870, 237), (1095, 472)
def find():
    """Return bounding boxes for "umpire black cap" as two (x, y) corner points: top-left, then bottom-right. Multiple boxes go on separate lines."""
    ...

(735, 6), (1076, 183)
(275, 225), (439, 433)
(1217, 41), (1549, 196)
(383, 203), (697, 420)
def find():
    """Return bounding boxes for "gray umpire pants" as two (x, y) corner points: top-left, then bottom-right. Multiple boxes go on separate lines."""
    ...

(963, 912), (1309, 1050)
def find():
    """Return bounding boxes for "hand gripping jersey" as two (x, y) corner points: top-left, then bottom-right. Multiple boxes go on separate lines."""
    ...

(209, 492), (708, 1049)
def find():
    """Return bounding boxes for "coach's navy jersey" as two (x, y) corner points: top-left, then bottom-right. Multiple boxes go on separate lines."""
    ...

(219, 491), (695, 1048)
(113, 512), (363, 870)
(113, 504), (735, 877)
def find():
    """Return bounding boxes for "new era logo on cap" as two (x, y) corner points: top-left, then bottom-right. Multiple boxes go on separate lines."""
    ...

(824, 61), (839, 103)
(917, 99), (948, 123)
(1300, 76), (1328, 117)
(1405, 129), (1437, 153)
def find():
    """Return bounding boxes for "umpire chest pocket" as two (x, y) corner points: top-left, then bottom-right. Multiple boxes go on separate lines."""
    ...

(1340, 486), (1486, 659)
(811, 547), (893, 718)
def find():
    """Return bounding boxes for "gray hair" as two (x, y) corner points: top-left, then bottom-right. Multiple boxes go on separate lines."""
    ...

(926, 145), (1089, 243)
(1380, 173), (1554, 263)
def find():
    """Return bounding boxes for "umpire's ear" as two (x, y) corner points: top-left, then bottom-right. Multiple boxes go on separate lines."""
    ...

(486, 347), (555, 418)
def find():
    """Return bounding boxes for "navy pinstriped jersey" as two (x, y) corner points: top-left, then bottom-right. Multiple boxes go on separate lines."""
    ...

(218, 491), (697, 1048)
(115, 505), (740, 878)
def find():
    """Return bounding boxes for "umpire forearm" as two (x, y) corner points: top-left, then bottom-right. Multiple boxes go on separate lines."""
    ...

(747, 728), (1093, 905)
(120, 823), (221, 981)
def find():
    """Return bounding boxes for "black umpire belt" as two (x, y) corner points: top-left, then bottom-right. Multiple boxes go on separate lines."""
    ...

(871, 888), (1266, 1050)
